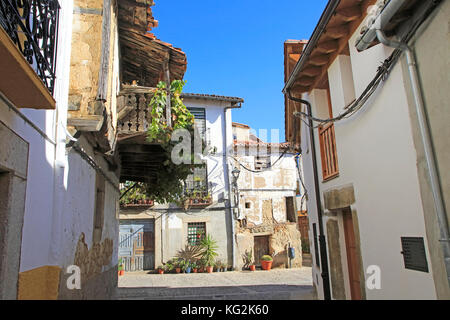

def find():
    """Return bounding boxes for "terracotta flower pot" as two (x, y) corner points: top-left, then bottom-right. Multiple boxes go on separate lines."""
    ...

(193, 268), (198, 273)
(249, 265), (256, 271)
(118, 270), (124, 276)
(261, 260), (273, 271)
(158, 268), (164, 274)
(206, 266), (213, 273)
(175, 268), (181, 274)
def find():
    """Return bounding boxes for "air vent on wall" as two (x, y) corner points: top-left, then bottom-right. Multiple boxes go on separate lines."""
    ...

(400, 237), (429, 273)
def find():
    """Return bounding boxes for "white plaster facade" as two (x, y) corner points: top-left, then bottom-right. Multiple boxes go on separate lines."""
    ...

(0, 0), (120, 299)
(298, 3), (449, 300)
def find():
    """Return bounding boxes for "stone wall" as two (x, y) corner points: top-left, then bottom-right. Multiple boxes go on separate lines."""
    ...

(69, 0), (104, 115)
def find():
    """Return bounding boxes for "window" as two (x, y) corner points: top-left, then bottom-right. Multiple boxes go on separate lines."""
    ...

(286, 196), (296, 223)
(245, 202), (251, 209)
(318, 89), (339, 181)
(187, 222), (206, 246)
(186, 108), (208, 197)
(93, 172), (105, 243)
(254, 155), (270, 171)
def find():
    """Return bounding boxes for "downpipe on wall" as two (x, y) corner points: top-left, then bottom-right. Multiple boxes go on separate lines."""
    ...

(286, 91), (332, 300)
(375, 29), (450, 284)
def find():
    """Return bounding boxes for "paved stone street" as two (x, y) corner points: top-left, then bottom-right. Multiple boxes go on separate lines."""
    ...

(117, 267), (315, 300)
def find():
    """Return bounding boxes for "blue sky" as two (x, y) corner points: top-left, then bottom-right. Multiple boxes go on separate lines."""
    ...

(152, 0), (328, 141)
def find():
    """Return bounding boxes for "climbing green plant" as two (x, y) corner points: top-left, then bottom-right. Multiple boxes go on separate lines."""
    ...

(143, 80), (205, 205)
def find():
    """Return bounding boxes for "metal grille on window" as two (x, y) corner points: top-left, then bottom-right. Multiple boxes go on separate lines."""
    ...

(185, 108), (208, 196)
(188, 222), (206, 246)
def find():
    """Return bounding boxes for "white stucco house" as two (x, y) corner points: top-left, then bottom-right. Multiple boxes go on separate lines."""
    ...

(119, 93), (244, 271)
(284, 0), (450, 300)
(231, 122), (305, 270)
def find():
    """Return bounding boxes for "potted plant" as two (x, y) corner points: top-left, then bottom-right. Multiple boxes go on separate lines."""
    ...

(184, 260), (192, 274)
(157, 265), (165, 274)
(261, 255), (273, 271)
(165, 261), (175, 274)
(198, 258), (206, 273)
(191, 262), (198, 273)
(175, 258), (182, 274)
(200, 234), (218, 273)
(118, 258), (125, 276)
(244, 250), (255, 271)
(215, 260), (224, 272)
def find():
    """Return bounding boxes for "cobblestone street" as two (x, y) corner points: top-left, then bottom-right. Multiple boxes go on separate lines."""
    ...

(117, 267), (315, 300)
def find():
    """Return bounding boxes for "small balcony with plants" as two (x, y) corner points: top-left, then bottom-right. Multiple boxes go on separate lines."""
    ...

(119, 181), (154, 208)
(183, 177), (212, 208)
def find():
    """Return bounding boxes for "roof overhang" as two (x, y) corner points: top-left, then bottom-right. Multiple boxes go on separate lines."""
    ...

(181, 93), (244, 106)
(283, 0), (378, 95)
(118, 0), (187, 87)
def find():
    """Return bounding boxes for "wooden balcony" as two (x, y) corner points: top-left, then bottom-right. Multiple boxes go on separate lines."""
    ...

(117, 85), (169, 183)
(118, 85), (163, 137)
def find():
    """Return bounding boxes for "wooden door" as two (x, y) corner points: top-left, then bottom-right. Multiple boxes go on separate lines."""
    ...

(119, 219), (155, 271)
(342, 210), (361, 300)
(254, 236), (269, 267)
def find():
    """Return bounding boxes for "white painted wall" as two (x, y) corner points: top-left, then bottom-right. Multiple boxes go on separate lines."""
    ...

(0, 1), (120, 276)
(301, 16), (436, 299)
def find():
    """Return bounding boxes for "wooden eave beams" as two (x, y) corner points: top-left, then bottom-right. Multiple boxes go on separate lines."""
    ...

(291, 0), (377, 94)
(335, 5), (362, 22)
(324, 25), (349, 39)
(316, 40), (339, 54)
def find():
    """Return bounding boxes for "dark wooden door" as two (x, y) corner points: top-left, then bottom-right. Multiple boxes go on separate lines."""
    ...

(342, 210), (361, 300)
(254, 236), (269, 266)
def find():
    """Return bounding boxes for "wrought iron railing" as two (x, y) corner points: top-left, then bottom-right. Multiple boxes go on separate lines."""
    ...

(0, 0), (60, 94)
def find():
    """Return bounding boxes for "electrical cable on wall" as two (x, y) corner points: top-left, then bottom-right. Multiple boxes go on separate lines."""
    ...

(290, 49), (402, 127)
(230, 148), (290, 174)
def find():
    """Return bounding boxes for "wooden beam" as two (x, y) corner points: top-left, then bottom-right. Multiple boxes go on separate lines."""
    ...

(296, 76), (315, 87)
(163, 59), (171, 127)
(316, 40), (339, 54)
(119, 144), (164, 154)
(67, 114), (104, 132)
(119, 84), (157, 95)
(308, 54), (329, 66)
(335, 6), (361, 22)
(291, 83), (310, 93)
(324, 25), (349, 39)
(300, 66), (323, 77)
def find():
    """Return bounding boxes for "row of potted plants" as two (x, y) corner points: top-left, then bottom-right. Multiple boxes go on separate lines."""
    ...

(244, 250), (274, 271)
(156, 258), (232, 274)
(157, 234), (223, 274)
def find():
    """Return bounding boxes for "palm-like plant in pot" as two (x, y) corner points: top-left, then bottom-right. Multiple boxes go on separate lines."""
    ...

(200, 234), (218, 273)
(243, 250), (255, 271)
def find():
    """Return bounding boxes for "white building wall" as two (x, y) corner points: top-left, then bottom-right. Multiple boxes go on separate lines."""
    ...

(302, 16), (436, 299)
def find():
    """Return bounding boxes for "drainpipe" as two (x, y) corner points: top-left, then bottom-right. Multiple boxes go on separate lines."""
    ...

(286, 91), (332, 300)
(224, 104), (241, 269)
(375, 29), (450, 284)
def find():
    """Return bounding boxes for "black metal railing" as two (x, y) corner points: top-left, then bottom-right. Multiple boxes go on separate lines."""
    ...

(0, 0), (60, 94)
(184, 180), (208, 198)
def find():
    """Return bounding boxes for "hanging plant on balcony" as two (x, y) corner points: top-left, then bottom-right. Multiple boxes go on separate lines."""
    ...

(144, 80), (205, 205)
